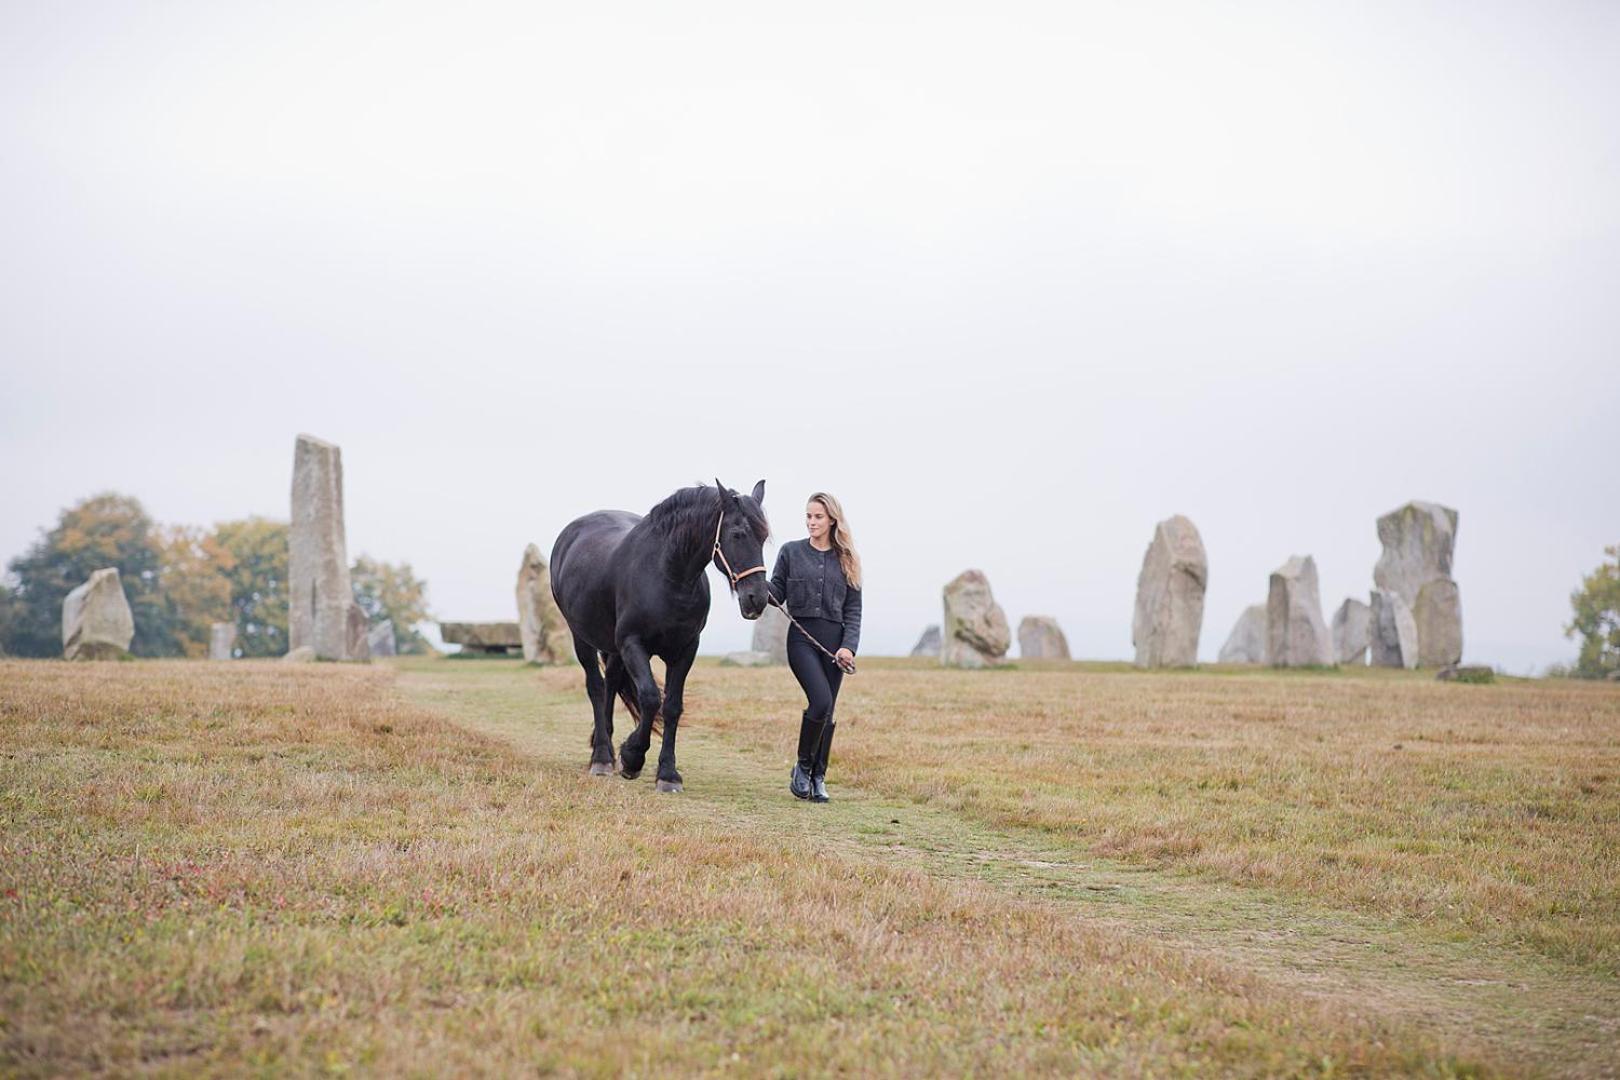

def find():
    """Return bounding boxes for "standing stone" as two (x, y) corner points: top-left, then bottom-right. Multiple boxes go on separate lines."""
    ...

(289, 434), (365, 660)
(1369, 589), (1418, 669)
(1267, 556), (1333, 667)
(367, 619), (397, 658)
(345, 603), (372, 662)
(749, 603), (790, 665)
(1132, 515), (1207, 668)
(1374, 500), (1462, 666)
(941, 570), (1010, 668)
(1217, 604), (1268, 664)
(1374, 501), (1457, 602)
(516, 543), (575, 664)
(1414, 579), (1463, 668)
(1017, 615), (1070, 659)
(209, 622), (237, 660)
(911, 624), (942, 658)
(62, 568), (135, 660)
(1331, 598), (1371, 666)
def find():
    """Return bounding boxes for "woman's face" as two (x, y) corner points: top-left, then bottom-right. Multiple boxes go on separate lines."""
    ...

(805, 501), (831, 542)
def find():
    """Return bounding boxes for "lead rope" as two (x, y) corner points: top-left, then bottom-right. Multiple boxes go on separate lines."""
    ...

(712, 507), (855, 675)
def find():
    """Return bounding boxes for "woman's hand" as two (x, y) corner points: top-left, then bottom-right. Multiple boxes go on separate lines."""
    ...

(835, 648), (855, 673)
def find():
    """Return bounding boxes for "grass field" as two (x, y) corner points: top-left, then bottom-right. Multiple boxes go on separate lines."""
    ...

(3, 656), (1617, 1076)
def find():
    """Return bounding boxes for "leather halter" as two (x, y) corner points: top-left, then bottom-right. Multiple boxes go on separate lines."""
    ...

(712, 506), (767, 587)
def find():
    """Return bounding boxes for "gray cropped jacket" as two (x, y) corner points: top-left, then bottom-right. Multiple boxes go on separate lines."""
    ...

(767, 539), (862, 655)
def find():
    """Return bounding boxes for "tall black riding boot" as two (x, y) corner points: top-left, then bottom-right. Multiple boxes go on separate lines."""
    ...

(790, 710), (821, 801)
(810, 722), (835, 803)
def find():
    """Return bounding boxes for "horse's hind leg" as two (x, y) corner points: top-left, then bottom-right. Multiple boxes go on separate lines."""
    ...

(575, 633), (616, 776)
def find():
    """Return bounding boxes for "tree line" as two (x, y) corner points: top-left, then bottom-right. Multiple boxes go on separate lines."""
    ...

(0, 493), (432, 658)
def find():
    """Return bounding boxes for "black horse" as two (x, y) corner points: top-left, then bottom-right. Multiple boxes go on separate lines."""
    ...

(549, 480), (771, 792)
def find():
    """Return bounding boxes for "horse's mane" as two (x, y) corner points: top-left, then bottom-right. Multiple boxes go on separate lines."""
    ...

(643, 484), (770, 547)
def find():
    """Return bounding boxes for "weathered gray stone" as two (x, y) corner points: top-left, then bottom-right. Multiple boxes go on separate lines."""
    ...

(281, 645), (317, 663)
(62, 568), (135, 660)
(1331, 598), (1371, 666)
(209, 622), (237, 660)
(1132, 515), (1207, 668)
(1369, 589), (1418, 669)
(1374, 501), (1457, 603)
(749, 603), (789, 665)
(1267, 556), (1333, 667)
(910, 624), (942, 658)
(367, 619), (396, 658)
(1374, 500), (1462, 667)
(719, 650), (774, 667)
(441, 621), (523, 655)
(346, 602), (371, 662)
(941, 570), (1010, 668)
(290, 434), (364, 660)
(1414, 578), (1463, 668)
(1217, 604), (1268, 664)
(1017, 615), (1070, 660)
(516, 544), (574, 664)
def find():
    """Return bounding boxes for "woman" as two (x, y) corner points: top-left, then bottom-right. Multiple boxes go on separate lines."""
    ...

(768, 491), (862, 803)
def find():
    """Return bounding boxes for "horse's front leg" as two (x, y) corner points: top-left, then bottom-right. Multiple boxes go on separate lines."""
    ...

(652, 641), (699, 793)
(615, 637), (663, 783)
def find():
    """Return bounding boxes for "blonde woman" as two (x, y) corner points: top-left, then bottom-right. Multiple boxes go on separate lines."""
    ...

(767, 492), (863, 803)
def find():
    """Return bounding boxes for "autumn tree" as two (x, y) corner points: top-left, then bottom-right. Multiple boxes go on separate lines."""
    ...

(351, 554), (435, 654)
(1566, 544), (1620, 679)
(1, 493), (174, 657)
(213, 517), (291, 658)
(155, 525), (236, 658)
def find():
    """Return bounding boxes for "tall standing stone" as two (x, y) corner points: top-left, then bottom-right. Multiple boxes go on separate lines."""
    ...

(516, 543), (574, 664)
(749, 603), (790, 665)
(1374, 501), (1462, 666)
(1414, 579), (1463, 668)
(1217, 604), (1268, 664)
(1132, 515), (1207, 668)
(1331, 598), (1371, 666)
(1267, 556), (1333, 667)
(289, 434), (365, 660)
(1017, 615), (1070, 659)
(209, 621), (237, 660)
(62, 568), (135, 660)
(1370, 589), (1418, 669)
(941, 570), (1010, 668)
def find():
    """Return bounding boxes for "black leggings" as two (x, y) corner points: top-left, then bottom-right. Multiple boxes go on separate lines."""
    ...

(787, 616), (845, 723)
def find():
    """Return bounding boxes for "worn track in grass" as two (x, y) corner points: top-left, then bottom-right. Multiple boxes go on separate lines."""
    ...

(397, 656), (1620, 1078)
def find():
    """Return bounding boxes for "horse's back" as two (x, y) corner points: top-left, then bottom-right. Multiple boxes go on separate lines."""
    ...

(551, 510), (641, 651)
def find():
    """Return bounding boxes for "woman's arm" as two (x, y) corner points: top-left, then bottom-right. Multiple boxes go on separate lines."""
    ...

(839, 584), (862, 655)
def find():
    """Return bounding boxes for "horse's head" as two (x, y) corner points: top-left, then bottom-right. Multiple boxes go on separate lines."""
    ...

(714, 478), (770, 620)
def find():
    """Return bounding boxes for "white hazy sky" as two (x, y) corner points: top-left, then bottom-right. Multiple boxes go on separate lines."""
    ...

(3, 1), (1616, 671)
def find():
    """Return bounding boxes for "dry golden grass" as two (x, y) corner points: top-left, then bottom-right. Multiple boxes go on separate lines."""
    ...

(692, 659), (1620, 975)
(0, 659), (1499, 1076)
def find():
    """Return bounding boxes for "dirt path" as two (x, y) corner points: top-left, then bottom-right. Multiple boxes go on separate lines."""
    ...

(396, 659), (1620, 1077)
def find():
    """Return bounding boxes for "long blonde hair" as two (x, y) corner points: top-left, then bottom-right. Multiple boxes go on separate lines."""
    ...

(809, 492), (862, 590)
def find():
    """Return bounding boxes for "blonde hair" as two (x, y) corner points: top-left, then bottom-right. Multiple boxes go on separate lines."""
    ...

(808, 492), (862, 590)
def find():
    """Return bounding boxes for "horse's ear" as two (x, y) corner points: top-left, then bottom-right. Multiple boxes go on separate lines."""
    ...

(714, 477), (730, 498)
(751, 480), (765, 505)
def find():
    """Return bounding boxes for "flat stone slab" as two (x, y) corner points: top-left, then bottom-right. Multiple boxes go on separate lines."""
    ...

(441, 621), (523, 652)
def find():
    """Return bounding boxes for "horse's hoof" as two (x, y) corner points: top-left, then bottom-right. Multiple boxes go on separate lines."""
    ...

(619, 767), (641, 780)
(588, 762), (615, 777)
(655, 779), (683, 794)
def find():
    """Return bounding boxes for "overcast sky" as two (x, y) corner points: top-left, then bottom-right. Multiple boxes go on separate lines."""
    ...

(3, 1), (1616, 672)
